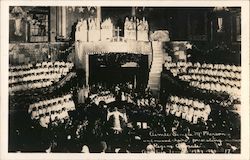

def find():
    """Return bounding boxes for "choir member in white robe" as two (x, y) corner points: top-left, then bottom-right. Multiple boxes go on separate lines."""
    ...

(31, 108), (39, 120)
(165, 103), (171, 116)
(44, 113), (50, 125)
(192, 109), (200, 124)
(50, 112), (56, 122)
(40, 114), (48, 128)
(170, 103), (178, 115)
(186, 107), (194, 122)
(175, 106), (182, 118)
(182, 105), (189, 119)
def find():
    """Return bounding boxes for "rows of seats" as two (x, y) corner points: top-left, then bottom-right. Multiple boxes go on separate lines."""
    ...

(164, 62), (241, 78)
(164, 61), (189, 76)
(179, 74), (240, 87)
(165, 95), (211, 124)
(9, 80), (53, 92)
(189, 81), (240, 99)
(9, 61), (74, 92)
(192, 62), (241, 72)
(187, 68), (240, 79)
(164, 62), (241, 99)
(28, 93), (75, 128)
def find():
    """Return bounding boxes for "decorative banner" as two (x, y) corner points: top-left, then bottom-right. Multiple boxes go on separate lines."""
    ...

(166, 42), (238, 55)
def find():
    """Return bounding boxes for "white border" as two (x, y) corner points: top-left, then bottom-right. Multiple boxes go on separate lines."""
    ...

(1, 1), (249, 160)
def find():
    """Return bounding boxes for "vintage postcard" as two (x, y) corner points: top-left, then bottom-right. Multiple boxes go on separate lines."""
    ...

(0, 0), (249, 160)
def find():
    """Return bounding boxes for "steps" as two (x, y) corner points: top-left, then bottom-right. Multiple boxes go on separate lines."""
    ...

(148, 41), (166, 96)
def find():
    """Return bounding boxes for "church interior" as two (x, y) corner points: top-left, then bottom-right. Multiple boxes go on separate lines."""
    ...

(8, 6), (241, 153)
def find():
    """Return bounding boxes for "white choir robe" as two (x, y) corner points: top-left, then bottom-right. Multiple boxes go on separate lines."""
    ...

(121, 92), (126, 101)
(193, 110), (202, 124)
(165, 104), (171, 115)
(182, 106), (189, 119)
(44, 116), (50, 125)
(51, 105), (57, 112)
(51, 114), (56, 122)
(47, 107), (52, 114)
(170, 104), (178, 115)
(186, 108), (194, 122)
(204, 105), (211, 115)
(40, 117), (48, 128)
(56, 104), (63, 112)
(42, 108), (47, 114)
(69, 101), (75, 110)
(28, 105), (35, 114)
(31, 111), (39, 120)
(58, 112), (64, 120)
(38, 108), (43, 115)
(201, 111), (209, 122)
(62, 111), (69, 119)
(192, 115), (198, 124)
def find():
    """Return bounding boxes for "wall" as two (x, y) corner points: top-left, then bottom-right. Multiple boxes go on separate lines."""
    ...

(9, 42), (70, 65)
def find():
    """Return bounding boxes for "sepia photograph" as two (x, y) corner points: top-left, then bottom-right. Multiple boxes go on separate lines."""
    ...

(1, 1), (249, 160)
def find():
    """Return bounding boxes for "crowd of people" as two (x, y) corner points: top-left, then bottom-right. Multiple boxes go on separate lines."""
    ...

(166, 95), (211, 124)
(28, 93), (75, 127)
(8, 56), (241, 154)
(9, 61), (74, 93)
(9, 79), (241, 153)
(164, 61), (241, 100)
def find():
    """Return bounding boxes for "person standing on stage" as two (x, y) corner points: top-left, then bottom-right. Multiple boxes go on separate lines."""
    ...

(107, 107), (127, 134)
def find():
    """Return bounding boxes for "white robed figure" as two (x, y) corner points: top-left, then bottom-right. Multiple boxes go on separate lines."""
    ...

(11, 6), (25, 36)
(107, 107), (127, 133)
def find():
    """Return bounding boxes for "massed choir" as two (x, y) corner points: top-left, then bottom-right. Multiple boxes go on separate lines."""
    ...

(9, 61), (74, 93)
(28, 93), (75, 128)
(166, 95), (211, 124)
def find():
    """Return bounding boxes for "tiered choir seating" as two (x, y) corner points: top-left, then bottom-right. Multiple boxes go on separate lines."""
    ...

(165, 95), (211, 124)
(9, 61), (74, 93)
(28, 93), (75, 128)
(164, 62), (241, 100)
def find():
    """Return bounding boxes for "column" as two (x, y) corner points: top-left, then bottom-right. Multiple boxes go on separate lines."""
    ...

(50, 7), (57, 42)
(61, 6), (67, 38)
(56, 7), (62, 36)
(96, 7), (101, 21)
(132, 7), (136, 17)
(85, 53), (89, 88)
(236, 14), (241, 41)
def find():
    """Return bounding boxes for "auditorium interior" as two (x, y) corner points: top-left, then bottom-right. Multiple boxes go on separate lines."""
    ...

(8, 6), (241, 153)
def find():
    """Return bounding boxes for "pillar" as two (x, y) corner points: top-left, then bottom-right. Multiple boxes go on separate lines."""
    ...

(50, 7), (57, 42)
(97, 7), (101, 21)
(132, 7), (136, 17)
(85, 53), (89, 88)
(62, 6), (67, 38)
(56, 7), (62, 37)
